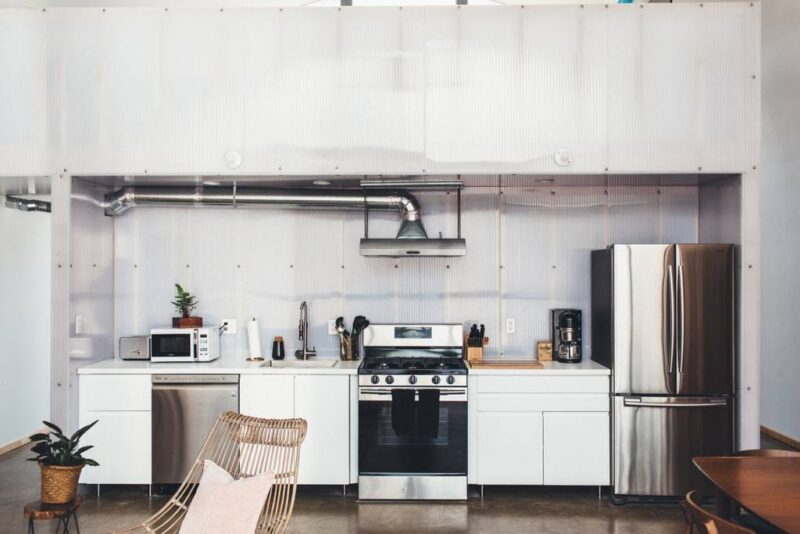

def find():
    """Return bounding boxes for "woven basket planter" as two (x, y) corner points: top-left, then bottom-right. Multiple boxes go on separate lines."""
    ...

(40, 464), (83, 504)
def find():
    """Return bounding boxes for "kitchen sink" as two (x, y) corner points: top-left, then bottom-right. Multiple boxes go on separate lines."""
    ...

(262, 360), (338, 369)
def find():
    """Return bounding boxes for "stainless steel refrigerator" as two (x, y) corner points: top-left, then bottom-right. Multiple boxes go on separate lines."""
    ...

(591, 244), (735, 500)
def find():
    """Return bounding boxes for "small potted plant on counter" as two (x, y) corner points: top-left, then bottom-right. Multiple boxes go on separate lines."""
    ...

(28, 420), (99, 504)
(172, 283), (202, 328)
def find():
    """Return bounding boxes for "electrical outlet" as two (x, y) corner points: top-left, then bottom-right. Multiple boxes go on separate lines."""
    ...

(221, 319), (237, 335)
(505, 318), (516, 335)
(328, 319), (338, 335)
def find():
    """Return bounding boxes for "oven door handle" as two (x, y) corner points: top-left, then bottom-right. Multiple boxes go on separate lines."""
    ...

(359, 388), (467, 402)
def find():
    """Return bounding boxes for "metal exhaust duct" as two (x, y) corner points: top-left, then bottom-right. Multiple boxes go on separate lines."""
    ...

(4, 196), (51, 213)
(104, 186), (466, 257)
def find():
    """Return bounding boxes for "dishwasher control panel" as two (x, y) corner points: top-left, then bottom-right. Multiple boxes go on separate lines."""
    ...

(152, 374), (239, 384)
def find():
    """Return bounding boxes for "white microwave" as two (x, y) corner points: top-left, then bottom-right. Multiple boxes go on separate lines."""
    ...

(150, 328), (219, 363)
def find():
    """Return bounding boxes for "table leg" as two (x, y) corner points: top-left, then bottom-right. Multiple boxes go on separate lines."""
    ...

(715, 487), (732, 519)
(28, 519), (34, 534)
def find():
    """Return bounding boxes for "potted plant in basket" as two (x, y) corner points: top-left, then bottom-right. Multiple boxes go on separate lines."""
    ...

(172, 283), (202, 327)
(28, 420), (99, 504)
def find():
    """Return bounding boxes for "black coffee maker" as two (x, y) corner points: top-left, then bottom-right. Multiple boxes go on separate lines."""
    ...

(552, 309), (582, 363)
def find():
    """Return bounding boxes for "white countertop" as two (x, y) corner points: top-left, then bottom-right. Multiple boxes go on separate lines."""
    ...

(79, 357), (608, 376)
(78, 358), (361, 375)
(467, 359), (610, 375)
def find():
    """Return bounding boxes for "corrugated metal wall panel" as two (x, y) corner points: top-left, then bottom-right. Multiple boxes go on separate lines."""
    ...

(112, 181), (703, 360)
(0, 10), (48, 176)
(26, 5), (759, 175)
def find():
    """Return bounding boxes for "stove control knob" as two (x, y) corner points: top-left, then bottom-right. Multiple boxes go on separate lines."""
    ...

(446, 375), (455, 385)
(370, 375), (380, 385)
(409, 375), (417, 385)
(385, 375), (395, 385)
(432, 376), (441, 385)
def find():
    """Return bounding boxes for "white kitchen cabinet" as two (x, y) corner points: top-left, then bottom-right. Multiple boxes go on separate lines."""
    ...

(239, 375), (294, 419)
(79, 411), (151, 485)
(239, 373), (351, 485)
(476, 412), (543, 485)
(294, 375), (350, 485)
(543, 412), (609, 485)
(471, 374), (610, 487)
(78, 375), (151, 485)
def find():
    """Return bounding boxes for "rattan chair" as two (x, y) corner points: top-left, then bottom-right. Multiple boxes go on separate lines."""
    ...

(116, 412), (308, 534)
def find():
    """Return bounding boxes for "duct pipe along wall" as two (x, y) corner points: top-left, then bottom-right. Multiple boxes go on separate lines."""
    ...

(105, 186), (428, 238)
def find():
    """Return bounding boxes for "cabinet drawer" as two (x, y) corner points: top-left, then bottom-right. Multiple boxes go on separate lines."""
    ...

(477, 393), (609, 413)
(79, 375), (151, 411)
(476, 376), (608, 394)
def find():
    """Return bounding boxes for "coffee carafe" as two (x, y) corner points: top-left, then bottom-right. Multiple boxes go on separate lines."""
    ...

(552, 309), (582, 363)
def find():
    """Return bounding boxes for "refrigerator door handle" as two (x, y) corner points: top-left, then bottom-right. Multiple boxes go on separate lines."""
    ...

(623, 397), (728, 408)
(676, 263), (686, 391)
(666, 266), (676, 377)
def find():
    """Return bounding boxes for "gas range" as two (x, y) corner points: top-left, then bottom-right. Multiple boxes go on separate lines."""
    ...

(358, 323), (467, 501)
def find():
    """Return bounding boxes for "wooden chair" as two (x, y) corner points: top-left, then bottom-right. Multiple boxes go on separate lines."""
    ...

(116, 412), (308, 534)
(681, 490), (755, 534)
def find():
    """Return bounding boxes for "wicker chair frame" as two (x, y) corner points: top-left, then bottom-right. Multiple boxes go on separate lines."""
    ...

(116, 412), (308, 534)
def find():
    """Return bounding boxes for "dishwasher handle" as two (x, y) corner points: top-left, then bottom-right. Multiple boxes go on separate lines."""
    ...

(152, 374), (239, 385)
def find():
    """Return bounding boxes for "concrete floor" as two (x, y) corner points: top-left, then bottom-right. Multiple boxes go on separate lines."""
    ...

(0, 445), (687, 534)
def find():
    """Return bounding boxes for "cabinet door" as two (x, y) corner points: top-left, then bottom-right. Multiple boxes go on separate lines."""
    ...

(294, 375), (350, 485)
(80, 411), (151, 485)
(476, 412), (543, 485)
(543, 412), (609, 485)
(239, 375), (294, 419)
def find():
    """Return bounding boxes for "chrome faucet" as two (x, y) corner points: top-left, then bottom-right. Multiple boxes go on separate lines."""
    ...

(295, 301), (317, 360)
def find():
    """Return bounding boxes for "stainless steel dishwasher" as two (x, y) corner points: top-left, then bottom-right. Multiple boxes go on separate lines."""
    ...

(152, 374), (239, 484)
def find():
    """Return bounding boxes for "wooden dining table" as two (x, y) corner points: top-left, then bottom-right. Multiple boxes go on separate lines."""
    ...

(693, 456), (800, 534)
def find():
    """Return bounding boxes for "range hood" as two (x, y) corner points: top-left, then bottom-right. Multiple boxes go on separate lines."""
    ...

(104, 185), (466, 257)
(359, 238), (466, 257)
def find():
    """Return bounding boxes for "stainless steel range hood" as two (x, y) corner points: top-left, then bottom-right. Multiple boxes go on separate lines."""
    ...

(104, 185), (466, 257)
(359, 238), (466, 257)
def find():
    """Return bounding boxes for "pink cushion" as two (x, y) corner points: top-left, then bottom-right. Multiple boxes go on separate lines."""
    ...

(179, 460), (275, 534)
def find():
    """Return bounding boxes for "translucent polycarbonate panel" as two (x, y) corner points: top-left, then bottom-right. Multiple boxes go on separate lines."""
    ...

(699, 3), (760, 171)
(334, 7), (426, 174)
(660, 186), (700, 244)
(0, 10), (47, 176)
(445, 186), (500, 356)
(111, 175), (702, 359)
(40, 5), (758, 175)
(519, 5), (608, 173)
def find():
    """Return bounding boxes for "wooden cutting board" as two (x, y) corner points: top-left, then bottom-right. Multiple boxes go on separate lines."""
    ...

(470, 360), (544, 369)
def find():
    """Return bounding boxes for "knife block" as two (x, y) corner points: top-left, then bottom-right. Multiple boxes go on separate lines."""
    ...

(466, 346), (483, 363)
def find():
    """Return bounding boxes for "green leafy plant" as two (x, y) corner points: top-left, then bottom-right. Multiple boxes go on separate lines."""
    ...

(172, 283), (199, 318)
(28, 420), (99, 467)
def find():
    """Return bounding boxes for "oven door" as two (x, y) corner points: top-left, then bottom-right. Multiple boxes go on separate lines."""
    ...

(150, 332), (195, 362)
(358, 386), (467, 476)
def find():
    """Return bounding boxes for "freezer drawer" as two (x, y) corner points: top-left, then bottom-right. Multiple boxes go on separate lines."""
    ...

(613, 396), (733, 497)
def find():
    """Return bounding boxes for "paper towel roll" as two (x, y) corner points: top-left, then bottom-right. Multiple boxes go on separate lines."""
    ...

(247, 318), (262, 359)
